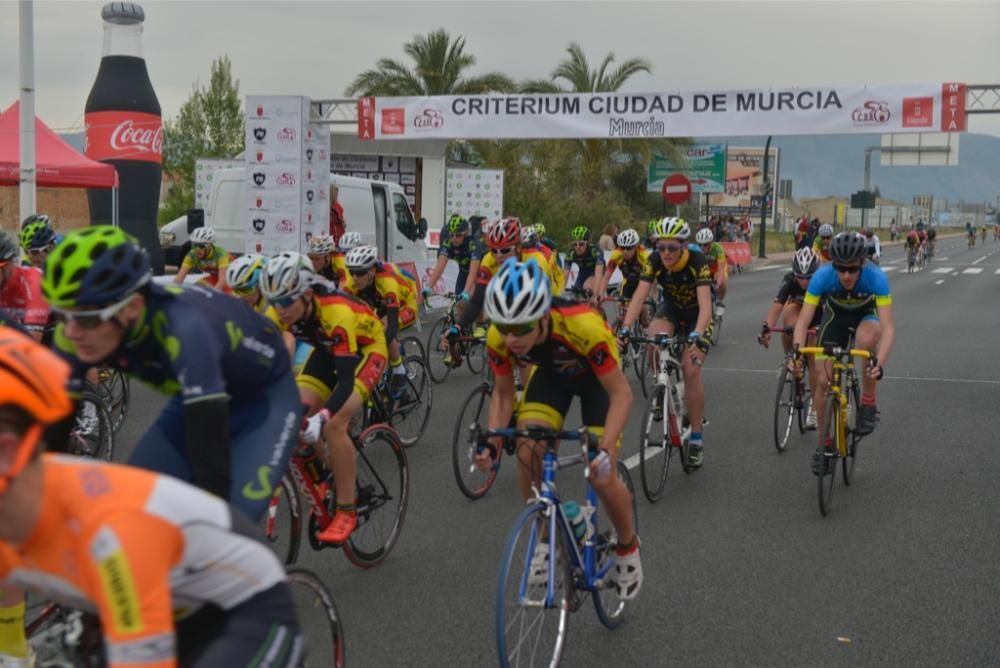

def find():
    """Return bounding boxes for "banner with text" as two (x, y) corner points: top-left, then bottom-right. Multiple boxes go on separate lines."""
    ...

(358, 83), (967, 140)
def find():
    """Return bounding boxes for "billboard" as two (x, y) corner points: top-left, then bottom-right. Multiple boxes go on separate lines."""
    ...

(648, 143), (727, 193)
(707, 147), (779, 223)
(445, 168), (503, 222)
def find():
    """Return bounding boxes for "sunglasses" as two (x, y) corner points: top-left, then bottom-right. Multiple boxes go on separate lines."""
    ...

(573, 241), (588, 246)
(349, 268), (371, 277)
(833, 263), (862, 275)
(656, 243), (683, 253)
(820, 236), (832, 241)
(268, 294), (303, 308)
(494, 320), (538, 337)
(490, 246), (516, 257)
(193, 243), (211, 250)
(27, 246), (53, 257)
(51, 295), (134, 330)
(232, 285), (258, 298)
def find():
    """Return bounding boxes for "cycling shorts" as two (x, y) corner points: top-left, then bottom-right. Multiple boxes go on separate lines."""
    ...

(454, 269), (469, 295)
(572, 269), (595, 292)
(618, 279), (638, 300)
(518, 365), (617, 447)
(652, 302), (700, 338)
(293, 341), (386, 404)
(177, 582), (302, 667)
(127, 373), (301, 521)
(817, 305), (878, 357)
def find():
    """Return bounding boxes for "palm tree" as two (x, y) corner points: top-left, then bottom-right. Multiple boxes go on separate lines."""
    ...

(346, 29), (515, 97)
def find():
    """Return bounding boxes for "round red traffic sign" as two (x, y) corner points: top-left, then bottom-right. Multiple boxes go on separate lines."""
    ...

(662, 173), (692, 205)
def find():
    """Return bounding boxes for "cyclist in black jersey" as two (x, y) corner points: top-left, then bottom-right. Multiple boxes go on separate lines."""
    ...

(422, 214), (483, 301)
(567, 225), (605, 301)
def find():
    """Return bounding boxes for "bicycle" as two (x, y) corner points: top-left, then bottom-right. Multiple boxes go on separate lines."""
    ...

(487, 426), (637, 668)
(797, 341), (875, 517)
(68, 385), (115, 462)
(767, 327), (816, 453)
(631, 333), (692, 503)
(85, 366), (129, 435)
(263, 422), (409, 568)
(27, 567), (345, 668)
(425, 293), (487, 383)
(362, 354), (432, 447)
(707, 293), (725, 347)
(604, 294), (655, 398)
(906, 245), (917, 273)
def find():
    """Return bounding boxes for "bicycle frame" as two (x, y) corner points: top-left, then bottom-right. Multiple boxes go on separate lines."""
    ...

(799, 346), (872, 457)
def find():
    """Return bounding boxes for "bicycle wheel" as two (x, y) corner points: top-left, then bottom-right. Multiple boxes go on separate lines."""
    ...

(425, 316), (453, 383)
(97, 366), (130, 435)
(391, 355), (432, 447)
(344, 425), (409, 568)
(842, 376), (861, 486)
(496, 505), (571, 668)
(708, 314), (723, 346)
(796, 379), (812, 435)
(466, 338), (486, 375)
(400, 334), (425, 362)
(773, 364), (796, 453)
(818, 394), (839, 517)
(286, 567), (345, 668)
(634, 342), (653, 399)
(260, 475), (302, 566)
(451, 383), (498, 499)
(592, 462), (636, 629)
(70, 389), (115, 461)
(639, 384), (670, 502)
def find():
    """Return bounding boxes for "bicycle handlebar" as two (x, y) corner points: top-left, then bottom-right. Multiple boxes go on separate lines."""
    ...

(768, 326), (817, 335)
(471, 425), (601, 479)
(797, 346), (876, 366)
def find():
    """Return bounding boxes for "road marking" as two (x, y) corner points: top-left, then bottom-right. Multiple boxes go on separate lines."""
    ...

(932, 267), (952, 273)
(962, 268), (983, 274)
(972, 256), (987, 265)
(888, 257), (905, 264)
(935, 279), (945, 285)
(702, 367), (1000, 385)
(752, 264), (785, 272)
(952, 272), (959, 276)
(881, 266), (897, 272)
(938, 257), (948, 261)
(995, 268), (1000, 275)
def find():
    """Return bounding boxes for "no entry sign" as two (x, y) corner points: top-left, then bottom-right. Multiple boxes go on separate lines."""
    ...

(662, 173), (692, 205)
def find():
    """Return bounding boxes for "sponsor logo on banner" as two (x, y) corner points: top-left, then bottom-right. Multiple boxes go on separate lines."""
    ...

(252, 127), (267, 142)
(319, 149), (328, 160)
(306, 128), (313, 141)
(306, 148), (314, 161)
(382, 109), (405, 135)
(902, 97), (933, 128)
(414, 108), (444, 130)
(255, 197), (263, 208)
(275, 173), (296, 187)
(306, 190), (314, 202)
(307, 212), (313, 223)
(358, 97), (376, 139)
(319, 189), (327, 201)
(276, 219), (296, 233)
(256, 104), (264, 117)
(851, 101), (890, 125)
(252, 172), (266, 187)
(256, 151), (264, 162)
(252, 218), (266, 233)
(84, 111), (164, 163)
(941, 83), (967, 131)
(277, 127), (297, 142)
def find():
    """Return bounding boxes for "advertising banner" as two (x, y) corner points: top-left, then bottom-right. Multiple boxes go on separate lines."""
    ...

(648, 143), (727, 193)
(707, 147), (778, 223)
(446, 168), (503, 222)
(358, 83), (967, 140)
(195, 159), (242, 209)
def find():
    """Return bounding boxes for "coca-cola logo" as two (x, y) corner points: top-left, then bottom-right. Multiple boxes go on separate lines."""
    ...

(306, 148), (314, 161)
(276, 219), (296, 233)
(110, 120), (164, 155)
(306, 190), (314, 202)
(277, 128), (297, 142)
(414, 108), (444, 130)
(252, 218), (266, 233)
(253, 127), (267, 141)
(252, 172), (266, 186)
(851, 101), (891, 125)
(275, 173), (296, 187)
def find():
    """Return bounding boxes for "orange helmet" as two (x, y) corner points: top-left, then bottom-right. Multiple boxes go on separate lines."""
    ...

(0, 327), (73, 490)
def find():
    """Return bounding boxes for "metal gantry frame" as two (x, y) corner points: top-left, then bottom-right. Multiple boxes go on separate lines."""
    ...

(311, 99), (359, 127)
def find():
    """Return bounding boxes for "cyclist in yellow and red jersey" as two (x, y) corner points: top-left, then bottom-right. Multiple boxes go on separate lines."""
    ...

(261, 252), (388, 545)
(693, 227), (729, 305)
(811, 223), (834, 263)
(333, 230), (362, 290)
(344, 245), (418, 397)
(596, 228), (651, 307)
(175, 227), (231, 291)
(306, 234), (340, 284)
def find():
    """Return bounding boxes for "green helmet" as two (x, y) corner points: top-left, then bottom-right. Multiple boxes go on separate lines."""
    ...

(647, 219), (660, 235)
(43, 225), (151, 308)
(533, 223), (546, 236)
(571, 226), (589, 241)
(20, 220), (56, 250)
(447, 214), (468, 235)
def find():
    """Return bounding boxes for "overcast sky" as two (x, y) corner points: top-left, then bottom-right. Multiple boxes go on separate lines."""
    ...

(1, 0), (998, 136)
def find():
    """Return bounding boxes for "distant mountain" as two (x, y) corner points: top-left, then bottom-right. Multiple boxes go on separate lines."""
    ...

(704, 133), (999, 206)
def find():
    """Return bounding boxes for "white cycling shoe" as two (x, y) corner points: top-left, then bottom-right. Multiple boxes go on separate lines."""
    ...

(805, 408), (818, 430)
(527, 542), (550, 586)
(612, 538), (643, 601)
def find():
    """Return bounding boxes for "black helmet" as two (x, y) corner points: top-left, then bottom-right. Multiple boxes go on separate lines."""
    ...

(829, 232), (868, 263)
(0, 231), (19, 262)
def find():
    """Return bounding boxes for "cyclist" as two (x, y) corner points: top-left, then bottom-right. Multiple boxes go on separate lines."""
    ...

(306, 234), (339, 284)
(260, 252), (388, 545)
(905, 228), (921, 267)
(967, 224), (976, 248)
(758, 247), (822, 428)
(862, 228), (881, 264)
(693, 227), (729, 308)
(174, 227), (231, 291)
(812, 223), (834, 262)
(520, 224), (540, 250)
(981, 224), (988, 244)
(477, 258), (642, 600)
(0, 328), (303, 668)
(42, 226), (301, 521)
(422, 214), (482, 304)
(226, 253), (270, 313)
(792, 232), (895, 474)
(566, 225), (605, 300)
(0, 232), (48, 343)
(925, 225), (937, 260)
(596, 228), (651, 330)
(343, 245), (417, 397)
(533, 223), (558, 253)
(620, 217), (713, 469)
(333, 230), (361, 290)
(18, 216), (57, 270)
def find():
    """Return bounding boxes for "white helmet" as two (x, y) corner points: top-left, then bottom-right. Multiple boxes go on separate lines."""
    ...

(344, 245), (379, 271)
(616, 229), (640, 248)
(226, 253), (266, 292)
(818, 223), (834, 238)
(191, 227), (215, 245)
(338, 231), (362, 250)
(484, 258), (552, 325)
(792, 247), (820, 276)
(307, 234), (335, 255)
(695, 227), (714, 245)
(656, 217), (690, 241)
(520, 225), (538, 246)
(259, 251), (315, 303)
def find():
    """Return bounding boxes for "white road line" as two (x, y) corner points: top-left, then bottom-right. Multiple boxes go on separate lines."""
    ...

(935, 279), (945, 285)
(702, 367), (1000, 385)
(938, 257), (948, 261)
(881, 266), (897, 272)
(888, 257), (905, 264)
(962, 268), (983, 274)
(952, 272), (959, 276)
(752, 265), (785, 272)
(972, 256), (987, 265)
(932, 267), (953, 273)
(995, 268), (1000, 275)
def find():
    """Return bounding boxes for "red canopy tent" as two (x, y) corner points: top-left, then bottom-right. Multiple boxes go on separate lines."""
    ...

(0, 100), (118, 223)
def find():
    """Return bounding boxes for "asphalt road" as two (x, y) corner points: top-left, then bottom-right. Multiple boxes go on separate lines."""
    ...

(115, 236), (1000, 667)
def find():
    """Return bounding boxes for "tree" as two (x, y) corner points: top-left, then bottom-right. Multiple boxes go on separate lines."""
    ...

(346, 29), (515, 96)
(160, 56), (244, 224)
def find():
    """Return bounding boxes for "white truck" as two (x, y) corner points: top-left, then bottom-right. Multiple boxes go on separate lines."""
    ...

(159, 171), (429, 266)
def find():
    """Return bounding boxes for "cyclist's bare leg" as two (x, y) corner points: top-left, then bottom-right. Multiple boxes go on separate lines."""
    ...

(812, 359), (834, 437)
(647, 317), (704, 429)
(855, 319), (882, 398)
(322, 391), (364, 507)
(780, 303), (802, 354)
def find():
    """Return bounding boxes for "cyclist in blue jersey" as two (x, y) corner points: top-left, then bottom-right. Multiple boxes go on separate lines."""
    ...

(18, 215), (59, 270)
(422, 214), (483, 302)
(41, 226), (301, 520)
(792, 232), (895, 473)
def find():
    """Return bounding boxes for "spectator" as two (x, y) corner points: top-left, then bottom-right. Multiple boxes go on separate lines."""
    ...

(890, 219), (898, 241)
(329, 183), (346, 244)
(795, 215), (811, 249)
(598, 223), (619, 252)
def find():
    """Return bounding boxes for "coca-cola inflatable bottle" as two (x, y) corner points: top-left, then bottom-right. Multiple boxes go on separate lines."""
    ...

(85, 1), (164, 273)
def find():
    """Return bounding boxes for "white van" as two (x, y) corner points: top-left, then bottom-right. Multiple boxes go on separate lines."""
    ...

(160, 171), (429, 266)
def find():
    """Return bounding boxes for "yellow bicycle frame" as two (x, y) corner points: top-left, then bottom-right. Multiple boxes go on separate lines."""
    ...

(799, 347), (872, 457)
